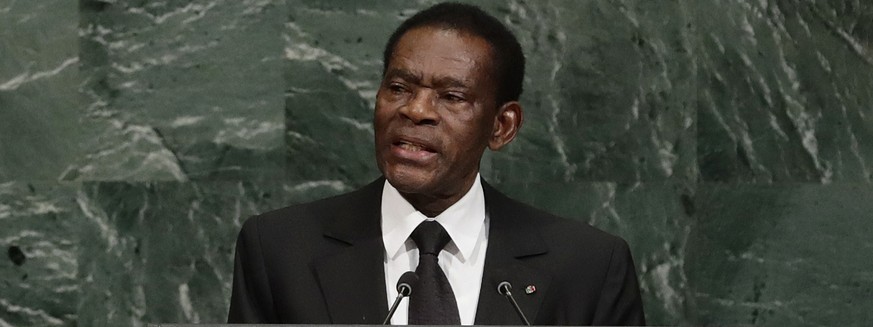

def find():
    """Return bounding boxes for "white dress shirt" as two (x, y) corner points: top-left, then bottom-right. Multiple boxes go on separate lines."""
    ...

(381, 175), (489, 325)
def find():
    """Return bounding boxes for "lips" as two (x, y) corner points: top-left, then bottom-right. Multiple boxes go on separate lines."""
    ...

(395, 139), (435, 152)
(389, 136), (439, 163)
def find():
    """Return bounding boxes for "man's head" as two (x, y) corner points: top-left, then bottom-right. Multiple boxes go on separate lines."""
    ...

(374, 3), (525, 216)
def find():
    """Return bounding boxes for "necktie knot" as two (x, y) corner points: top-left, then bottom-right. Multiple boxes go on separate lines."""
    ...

(411, 220), (451, 256)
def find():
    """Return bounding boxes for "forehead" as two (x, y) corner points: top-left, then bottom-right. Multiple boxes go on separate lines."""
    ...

(387, 27), (495, 81)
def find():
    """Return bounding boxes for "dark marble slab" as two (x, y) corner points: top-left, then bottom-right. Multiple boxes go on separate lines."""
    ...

(68, 0), (287, 181)
(0, 0), (85, 182)
(285, 60), (380, 188)
(687, 183), (873, 326)
(74, 180), (294, 326)
(696, 0), (873, 183)
(488, 0), (698, 184)
(0, 182), (81, 326)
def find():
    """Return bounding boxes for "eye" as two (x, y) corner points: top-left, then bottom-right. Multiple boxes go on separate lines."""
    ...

(442, 92), (466, 103)
(388, 82), (408, 94)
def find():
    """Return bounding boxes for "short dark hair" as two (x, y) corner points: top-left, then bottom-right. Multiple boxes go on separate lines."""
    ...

(382, 2), (525, 105)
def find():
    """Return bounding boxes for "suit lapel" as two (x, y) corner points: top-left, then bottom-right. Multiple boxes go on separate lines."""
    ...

(475, 182), (552, 325)
(312, 178), (389, 324)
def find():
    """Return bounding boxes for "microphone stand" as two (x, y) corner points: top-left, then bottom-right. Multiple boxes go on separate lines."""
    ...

(383, 271), (418, 325)
(498, 281), (531, 326)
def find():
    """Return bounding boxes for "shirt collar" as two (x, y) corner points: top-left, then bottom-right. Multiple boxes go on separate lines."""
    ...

(381, 174), (487, 262)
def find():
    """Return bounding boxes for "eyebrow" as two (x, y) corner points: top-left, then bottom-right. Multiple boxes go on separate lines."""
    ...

(385, 68), (471, 90)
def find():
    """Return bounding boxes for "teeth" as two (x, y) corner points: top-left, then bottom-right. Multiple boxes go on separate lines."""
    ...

(399, 142), (424, 152)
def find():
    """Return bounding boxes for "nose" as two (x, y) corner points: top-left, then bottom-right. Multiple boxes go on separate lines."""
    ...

(398, 89), (439, 125)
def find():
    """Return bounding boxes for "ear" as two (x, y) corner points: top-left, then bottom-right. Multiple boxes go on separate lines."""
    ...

(488, 101), (523, 151)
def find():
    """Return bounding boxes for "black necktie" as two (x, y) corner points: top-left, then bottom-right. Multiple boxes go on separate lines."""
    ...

(408, 220), (461, 325)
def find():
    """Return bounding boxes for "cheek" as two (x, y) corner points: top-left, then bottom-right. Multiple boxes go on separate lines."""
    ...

(373, 103), (393, 130)
(456, 112), (495, 140)
(443, 121), (491, 155)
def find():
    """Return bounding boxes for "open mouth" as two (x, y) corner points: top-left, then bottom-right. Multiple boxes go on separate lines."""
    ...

(394, 140), (436, 153)
(389, 138), (439, 163)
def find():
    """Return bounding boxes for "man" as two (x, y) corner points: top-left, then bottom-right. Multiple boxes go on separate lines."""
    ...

(228, 2), (645, 325)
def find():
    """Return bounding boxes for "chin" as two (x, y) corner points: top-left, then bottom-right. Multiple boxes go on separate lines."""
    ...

(383, 168), (437, 195)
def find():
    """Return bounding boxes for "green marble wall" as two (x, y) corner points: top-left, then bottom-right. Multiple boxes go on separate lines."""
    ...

(1, 0), (871, 326)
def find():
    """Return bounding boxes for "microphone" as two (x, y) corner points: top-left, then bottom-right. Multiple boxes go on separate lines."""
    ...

(383, 271), (418, 325)
(497, 281), (531, 326)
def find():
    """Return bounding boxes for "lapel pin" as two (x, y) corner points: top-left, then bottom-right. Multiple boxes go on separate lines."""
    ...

(525, 285), (536, 294)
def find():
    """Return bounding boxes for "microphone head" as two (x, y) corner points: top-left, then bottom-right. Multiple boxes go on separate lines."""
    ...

(497, 281), (513, 295)
(396, 271), (419, 296)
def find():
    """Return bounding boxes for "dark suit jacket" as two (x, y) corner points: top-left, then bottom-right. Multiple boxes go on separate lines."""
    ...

(228, 178), (645, 325)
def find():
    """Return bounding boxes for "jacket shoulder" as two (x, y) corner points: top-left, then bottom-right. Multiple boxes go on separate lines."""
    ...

(239, 178), (384, 242)
(483, 182), (628, 252)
